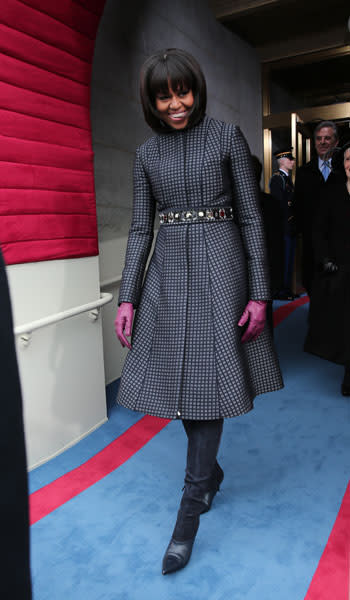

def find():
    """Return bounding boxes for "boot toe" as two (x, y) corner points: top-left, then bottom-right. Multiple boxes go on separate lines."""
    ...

(162, 538), (194, 575)
(162, 554), (181, 575)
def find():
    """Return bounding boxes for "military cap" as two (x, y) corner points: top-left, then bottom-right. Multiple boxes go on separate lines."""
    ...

(274, 147), (295, 160)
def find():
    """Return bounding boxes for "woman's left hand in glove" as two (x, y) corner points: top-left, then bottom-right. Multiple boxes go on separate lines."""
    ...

(238, 300), (267, 343)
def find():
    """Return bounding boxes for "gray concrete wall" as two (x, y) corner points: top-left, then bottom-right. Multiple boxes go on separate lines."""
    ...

(91, 0), (263, 383)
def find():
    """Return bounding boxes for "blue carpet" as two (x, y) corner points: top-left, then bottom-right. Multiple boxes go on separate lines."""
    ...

(30, 302), (350, 599)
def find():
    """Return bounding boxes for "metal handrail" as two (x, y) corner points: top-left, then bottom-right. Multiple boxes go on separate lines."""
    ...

(14, 292), (113, 337)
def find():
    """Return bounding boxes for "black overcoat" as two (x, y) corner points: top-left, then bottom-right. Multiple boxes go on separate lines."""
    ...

(294, 158), (337, 294)
(304, 182), (350, 365)
(118, 117), (283, 420)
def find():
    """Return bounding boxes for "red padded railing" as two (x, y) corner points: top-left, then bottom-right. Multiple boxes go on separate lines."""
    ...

(0, 0), (106, 264)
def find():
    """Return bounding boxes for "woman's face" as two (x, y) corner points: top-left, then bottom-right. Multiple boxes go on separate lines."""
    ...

(155, 84), (194, 130)
(344, 148), (350, 180)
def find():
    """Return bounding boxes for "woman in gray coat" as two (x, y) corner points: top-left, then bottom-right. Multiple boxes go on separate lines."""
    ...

(115, 48), (283, 574)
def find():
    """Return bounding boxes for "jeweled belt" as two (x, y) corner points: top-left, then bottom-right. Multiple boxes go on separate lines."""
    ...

(159, 206), (233, 225)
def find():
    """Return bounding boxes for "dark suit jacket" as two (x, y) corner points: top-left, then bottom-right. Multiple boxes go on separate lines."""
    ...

(0, 250), (32, 598)
(294, 157), (337, 293)
(269, 170), (296, 236)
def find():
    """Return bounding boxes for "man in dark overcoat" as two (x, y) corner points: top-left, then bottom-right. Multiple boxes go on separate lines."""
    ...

(0, 249), (32, 598)
(294, 121), (339, 296)
(269, 147), (297, 300)
(304, 145), (350, 395)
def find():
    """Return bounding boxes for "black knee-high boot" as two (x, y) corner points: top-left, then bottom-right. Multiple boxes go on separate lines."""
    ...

(162, 419), (224, 575)
(182, 419), (224, 513)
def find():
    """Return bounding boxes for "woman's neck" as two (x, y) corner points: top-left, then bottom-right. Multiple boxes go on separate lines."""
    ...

(347, 179), (350, 195)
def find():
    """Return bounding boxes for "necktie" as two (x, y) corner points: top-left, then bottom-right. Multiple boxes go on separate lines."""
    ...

(322, 160), (330, 181)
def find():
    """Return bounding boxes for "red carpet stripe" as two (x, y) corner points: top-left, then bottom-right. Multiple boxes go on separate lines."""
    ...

(30, 296), (307, 525)
(30, 415), (170, 525)
(273, 295), (309, 327)
(304, 481), (350, 600)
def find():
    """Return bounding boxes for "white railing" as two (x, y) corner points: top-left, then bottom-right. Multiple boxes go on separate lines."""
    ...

(15, 292), (113, 346)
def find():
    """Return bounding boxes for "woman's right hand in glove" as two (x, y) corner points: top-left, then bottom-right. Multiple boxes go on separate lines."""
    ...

(115, 302), (134, 349)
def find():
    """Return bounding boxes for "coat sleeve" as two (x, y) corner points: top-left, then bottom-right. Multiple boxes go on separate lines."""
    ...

(118, 146), (156, 308)
(269, 173), (287, 226)
(269, 173), (283, 204)
(228, 125), (271, 300)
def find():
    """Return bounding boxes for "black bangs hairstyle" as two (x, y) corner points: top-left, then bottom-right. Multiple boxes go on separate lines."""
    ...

(140, 48), (207, 133)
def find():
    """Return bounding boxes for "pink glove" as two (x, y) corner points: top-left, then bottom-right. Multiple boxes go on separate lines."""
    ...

(115, 302), (134, 350)
(238, 300), (267, 343)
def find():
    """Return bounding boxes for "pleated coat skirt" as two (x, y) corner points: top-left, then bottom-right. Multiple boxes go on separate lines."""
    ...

(118, 116), (283, 420)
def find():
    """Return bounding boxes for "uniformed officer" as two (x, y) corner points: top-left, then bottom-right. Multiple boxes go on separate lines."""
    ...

(269, 148), (297, 300)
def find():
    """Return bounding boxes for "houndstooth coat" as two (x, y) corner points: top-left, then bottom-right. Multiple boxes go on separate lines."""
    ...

(117, 116), (283, 420)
